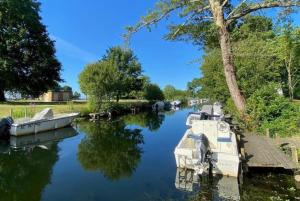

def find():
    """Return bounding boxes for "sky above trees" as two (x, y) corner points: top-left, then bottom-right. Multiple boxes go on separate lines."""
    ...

(39, 0), (300, 93)
(39, 0), (201, 93)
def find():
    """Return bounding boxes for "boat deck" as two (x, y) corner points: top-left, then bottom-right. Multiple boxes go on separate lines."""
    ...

(242, 132), (299, 170)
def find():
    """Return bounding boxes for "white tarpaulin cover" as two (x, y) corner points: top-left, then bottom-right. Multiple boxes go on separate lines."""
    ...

(32, 108), (54, 120)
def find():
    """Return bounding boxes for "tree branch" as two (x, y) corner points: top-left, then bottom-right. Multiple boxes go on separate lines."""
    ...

(226, 1), (300, 24)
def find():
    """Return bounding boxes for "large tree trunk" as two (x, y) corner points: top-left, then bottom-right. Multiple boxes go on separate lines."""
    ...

(209, 0), (246, 113)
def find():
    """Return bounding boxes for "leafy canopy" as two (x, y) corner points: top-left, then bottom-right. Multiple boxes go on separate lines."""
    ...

(0, 0), (62, 100)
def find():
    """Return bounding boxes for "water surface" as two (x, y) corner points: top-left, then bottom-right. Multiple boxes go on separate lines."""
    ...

(0, 108), (299, 201)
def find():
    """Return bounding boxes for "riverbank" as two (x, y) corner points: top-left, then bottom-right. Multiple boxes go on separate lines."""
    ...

(0, 100), (151, 119)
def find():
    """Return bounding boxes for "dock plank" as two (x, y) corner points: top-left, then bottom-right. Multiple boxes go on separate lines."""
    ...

(243, 132), (299, 170)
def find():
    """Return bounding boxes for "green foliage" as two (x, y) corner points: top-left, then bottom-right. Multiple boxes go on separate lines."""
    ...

(0, 0), (62, 100)
(186, 78), (201, 98)
(72, 91), (81, 100)
(163, 85), (177, 100)
(246, 83), (300, 137)
(144, 84), (164, 101)
(102, 46), (143, 101)
(198, 49), (230, 103)
(79, 61), (119, 111)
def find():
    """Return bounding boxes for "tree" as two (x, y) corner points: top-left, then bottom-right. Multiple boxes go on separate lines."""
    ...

(144, 84), (164, 101)
(272, 25), (300, 100)
(187, 78), (201, 98)
(194, 16), (285, 104)
(125, 0), (300, 113)
(78, 61), (118, 111)
(0, 0), (62, 101)
(102, 46), (143, 102)
(72, 91), (81, 100)
(163, 85), (177, 100)
(61, 85), (72, 91)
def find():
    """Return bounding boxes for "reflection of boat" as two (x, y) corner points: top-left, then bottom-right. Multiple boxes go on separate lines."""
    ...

(175, 168), (200, 192)
(10, 108), (79, 136)
(175, 168), (240, 200)
(9, 126), (78, 150)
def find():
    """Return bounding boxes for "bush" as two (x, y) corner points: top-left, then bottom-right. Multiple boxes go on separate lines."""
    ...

(144, 84), (164, 101)
(246, 83), (300, 137)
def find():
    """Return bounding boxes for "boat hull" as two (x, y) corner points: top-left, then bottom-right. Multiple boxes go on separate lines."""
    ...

(10, 114), (78, 136)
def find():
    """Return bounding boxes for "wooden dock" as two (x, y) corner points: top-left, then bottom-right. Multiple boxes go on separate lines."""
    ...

(242, 132), (300, 170)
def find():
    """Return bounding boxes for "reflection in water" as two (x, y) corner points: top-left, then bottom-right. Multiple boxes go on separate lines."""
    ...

(0, 127), (78, 201)
(123, 112), (165, 131)
(0, 144), (59, 201)
(175, 168), (240, 201)
(77, 120), (144, 181)
(9, 127), (78, 150)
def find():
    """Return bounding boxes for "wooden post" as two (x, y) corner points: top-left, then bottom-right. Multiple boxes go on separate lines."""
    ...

(25, 108), (27, 118)
(10, 108), (12, 117)
(291, 146), (298, 163)
(266, 128), (270, 138)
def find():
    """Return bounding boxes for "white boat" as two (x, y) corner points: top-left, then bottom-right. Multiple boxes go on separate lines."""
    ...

(152, 101), (165, 111)
(174, 120), (240, 177)
(10, 108), (79, 136)
(186, 104), (213, 126)
(212, 102), (224, 120)
(170, 100), (181, 107)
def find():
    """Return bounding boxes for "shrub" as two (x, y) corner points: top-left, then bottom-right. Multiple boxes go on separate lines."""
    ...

(246, 83), (300, 137)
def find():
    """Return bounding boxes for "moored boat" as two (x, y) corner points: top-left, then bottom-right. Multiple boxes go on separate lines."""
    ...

(175, 119), (240, 177)
(10, 108), (79, 136)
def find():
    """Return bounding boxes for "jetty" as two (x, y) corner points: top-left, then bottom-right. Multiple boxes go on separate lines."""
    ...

(241, 132), (300, 171)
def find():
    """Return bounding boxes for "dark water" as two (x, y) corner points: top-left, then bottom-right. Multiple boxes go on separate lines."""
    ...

(0, 108), (300, 201)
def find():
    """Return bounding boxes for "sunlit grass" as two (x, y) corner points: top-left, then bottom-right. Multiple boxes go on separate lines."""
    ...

(0, 102), (88, 119)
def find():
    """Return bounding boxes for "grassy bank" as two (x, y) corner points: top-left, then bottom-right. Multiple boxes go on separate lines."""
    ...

(0, 102), (88, 119)
(0, 100), (150, 119)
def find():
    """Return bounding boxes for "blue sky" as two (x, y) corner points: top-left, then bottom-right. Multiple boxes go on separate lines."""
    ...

(39, 1), (300, 94)
(39, 0), (202, 93)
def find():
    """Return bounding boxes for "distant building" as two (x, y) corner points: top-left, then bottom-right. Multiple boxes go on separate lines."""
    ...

(40, 90), (73, 102)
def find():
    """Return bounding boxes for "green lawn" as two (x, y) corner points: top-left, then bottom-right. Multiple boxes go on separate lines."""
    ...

(0, 99), (149, 119)
(0, 102), (88, 119)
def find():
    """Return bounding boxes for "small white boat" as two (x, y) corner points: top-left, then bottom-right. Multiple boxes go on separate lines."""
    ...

(152, 101), (165, 111)
(174, 120), (240, 177)
(10, 108), (79, 136)
(170, 100), (181, 107)
(213, 102), (224, 120)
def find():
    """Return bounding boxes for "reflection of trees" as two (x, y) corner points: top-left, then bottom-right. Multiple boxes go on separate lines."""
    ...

(0, 144), (58, 201)
(77, 120), (144, 181)
(123, 112), (165, 131)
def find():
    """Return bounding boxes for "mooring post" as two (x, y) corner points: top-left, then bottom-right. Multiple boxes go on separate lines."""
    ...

(291, 146), (298, 163)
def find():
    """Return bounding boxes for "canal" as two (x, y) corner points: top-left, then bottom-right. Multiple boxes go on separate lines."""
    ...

(0, 108), (299, 201)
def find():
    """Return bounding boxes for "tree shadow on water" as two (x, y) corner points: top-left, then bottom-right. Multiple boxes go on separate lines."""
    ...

(123, 112), (165, 132)
(77, 120), (144, 181)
